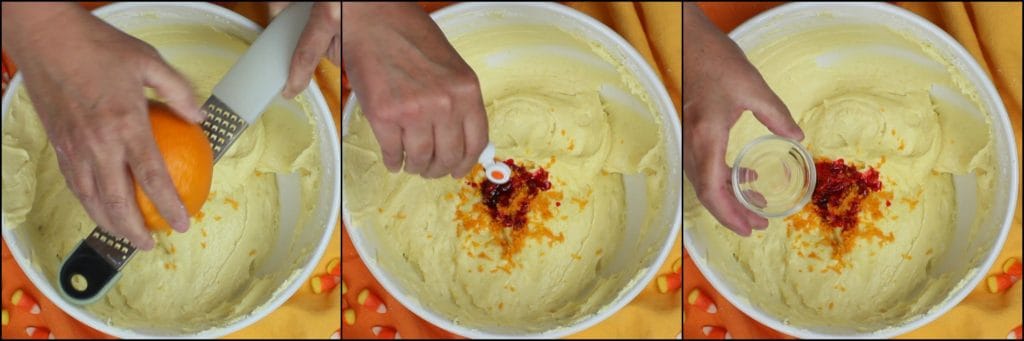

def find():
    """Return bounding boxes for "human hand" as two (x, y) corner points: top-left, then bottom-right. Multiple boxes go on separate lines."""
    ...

(341, 2), (488, 179)
(280, 2), (341, 99)
(2, 3), (204, 250)
(682, 3), (804, 236)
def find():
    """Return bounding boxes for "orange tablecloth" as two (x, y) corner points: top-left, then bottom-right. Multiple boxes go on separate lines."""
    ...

(0, 2), (342, 339)
(340, 1), (683, 339)
(684, 1), (1023, 339)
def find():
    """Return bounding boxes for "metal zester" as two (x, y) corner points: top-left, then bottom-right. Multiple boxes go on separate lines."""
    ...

(58, 3), (312, 304)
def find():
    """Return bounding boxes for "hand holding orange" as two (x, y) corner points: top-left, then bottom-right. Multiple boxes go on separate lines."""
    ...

(134, 101), (213, 231)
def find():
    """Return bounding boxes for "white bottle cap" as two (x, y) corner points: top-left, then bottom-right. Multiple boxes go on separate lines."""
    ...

(477, 143), (510, 184)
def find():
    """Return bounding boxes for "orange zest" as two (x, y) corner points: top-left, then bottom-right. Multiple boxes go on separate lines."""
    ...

(224, 197), (239, 210)
(454, 161), (565, 273)
(785, 158), (894, 274)
(810, 158), (882, 232)
(479, 159), (551, 229)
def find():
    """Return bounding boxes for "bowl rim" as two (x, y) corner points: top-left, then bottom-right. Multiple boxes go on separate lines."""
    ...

(684, 2), (1019, 339)
(341, 1), (683, 338)
(0, 2), (341, 338)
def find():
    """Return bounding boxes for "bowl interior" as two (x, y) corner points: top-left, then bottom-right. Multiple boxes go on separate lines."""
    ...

(684, 3), (1017, 338)
(0, 3), (341, 338)
(342, 2), (682, 338)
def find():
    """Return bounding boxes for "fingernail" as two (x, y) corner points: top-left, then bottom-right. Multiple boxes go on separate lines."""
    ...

(790, 126), (805, 141)
(173, 212), (190, 232)
(174, 219), (189, 233)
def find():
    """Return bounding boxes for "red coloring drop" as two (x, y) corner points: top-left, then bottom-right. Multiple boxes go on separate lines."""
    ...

(479, 159), (551, 229)
(811, 159), (882, 231)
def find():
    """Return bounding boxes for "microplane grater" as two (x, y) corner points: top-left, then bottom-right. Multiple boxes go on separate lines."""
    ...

(201, 95), (249, 162)
(56, 2), (312, 305)
(58, 98), (247, 305)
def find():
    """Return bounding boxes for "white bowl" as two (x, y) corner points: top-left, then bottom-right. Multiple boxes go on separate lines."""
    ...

(683, 2), (1018, 338)
(0, 2), (341, 338)
(342, 2), (682, 338)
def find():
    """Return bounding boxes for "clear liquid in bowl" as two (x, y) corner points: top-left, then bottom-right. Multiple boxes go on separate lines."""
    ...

(731, 135), (816, 218)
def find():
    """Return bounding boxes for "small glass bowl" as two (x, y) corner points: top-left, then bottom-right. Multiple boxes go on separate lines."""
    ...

(731, 135), (816, 218)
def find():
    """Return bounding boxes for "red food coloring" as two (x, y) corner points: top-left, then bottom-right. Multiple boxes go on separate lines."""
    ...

(479, 159), (552, 229)
(811, 158), (882, 231)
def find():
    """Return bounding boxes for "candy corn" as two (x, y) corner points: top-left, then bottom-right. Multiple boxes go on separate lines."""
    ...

(344, 308), (356, 325)
(701, 325), (731, 339)
(25, 326), (53, 339)
(988, 273), (1018, 293)
(358, 289), (388, 314)
(11, 289), (40, 314)
(327, 257), (341, 277)
(311, 274), (339, 294)
(1004, 258), (1021, 278)
(1008, 324), (1021, 339)
(330, 328), (340, 339)
(687, 288), (717, 314)
(371, 325), (400, 339)
(657, 272), (682, 293)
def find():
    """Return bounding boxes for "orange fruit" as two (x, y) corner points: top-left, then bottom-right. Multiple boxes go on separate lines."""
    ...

(134, 101), (213, 231)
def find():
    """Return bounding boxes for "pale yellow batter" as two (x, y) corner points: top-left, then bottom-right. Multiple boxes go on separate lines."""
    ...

(1, 23), (322, 331)
(343, 23), (667, 331)
(683, 24), (995, 331)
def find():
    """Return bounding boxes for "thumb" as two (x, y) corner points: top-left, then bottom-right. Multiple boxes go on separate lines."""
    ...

(143, 58), (204, 123)
(751, 92), (804, 141)
(282, 21), (332, 99)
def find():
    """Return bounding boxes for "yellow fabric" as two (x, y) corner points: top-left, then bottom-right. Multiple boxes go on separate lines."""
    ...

(567, 2), (683, 117)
